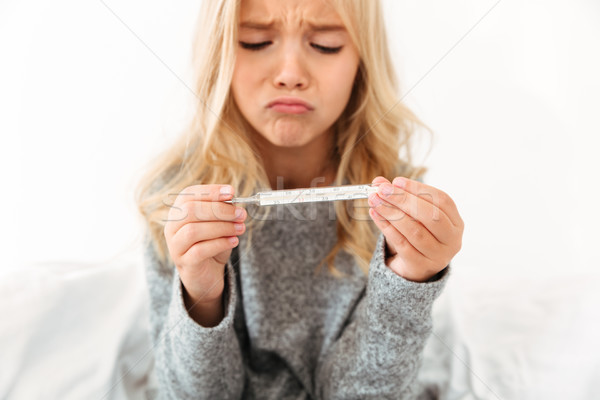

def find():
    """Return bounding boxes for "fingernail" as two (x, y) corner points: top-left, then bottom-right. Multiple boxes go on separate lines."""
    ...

(369, 207), (380, 219)
(235, 207), (244, 218)
(393, 177), (406, 188)
(379, 183), (394, 197)
(234, 222), (244, 233)
(369, 194), (382, 207)
(220, 186), (233, 195)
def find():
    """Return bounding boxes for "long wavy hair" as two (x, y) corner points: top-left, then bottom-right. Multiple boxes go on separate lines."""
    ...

(134, 0), (432, 277)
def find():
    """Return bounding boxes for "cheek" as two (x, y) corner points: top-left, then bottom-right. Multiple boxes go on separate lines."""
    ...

(321, 60), (358, 108)
(232, 55), (258, 94)
(231, 58), (256, 112)
(231, 67), (245, 95)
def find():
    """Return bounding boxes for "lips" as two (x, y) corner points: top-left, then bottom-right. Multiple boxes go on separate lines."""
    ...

(267, 97), (314, 114)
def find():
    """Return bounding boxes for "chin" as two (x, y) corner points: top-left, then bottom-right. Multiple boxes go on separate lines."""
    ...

(268, 137), (307, 148)
(267, 125), (312, 148)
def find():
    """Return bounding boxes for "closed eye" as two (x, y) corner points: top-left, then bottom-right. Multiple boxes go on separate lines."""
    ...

(239, 41), (343, 54)
(239, 41), (271, 50)
(311, 43), (343, 54)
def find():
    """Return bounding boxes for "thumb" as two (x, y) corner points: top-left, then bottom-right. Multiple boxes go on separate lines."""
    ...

(372, 176), (391, 185)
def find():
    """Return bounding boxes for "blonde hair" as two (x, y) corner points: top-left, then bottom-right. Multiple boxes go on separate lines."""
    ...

(134, 0), (432, 277)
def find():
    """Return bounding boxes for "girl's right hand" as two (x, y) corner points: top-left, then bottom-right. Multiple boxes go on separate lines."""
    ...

(164, 184), (246, 307)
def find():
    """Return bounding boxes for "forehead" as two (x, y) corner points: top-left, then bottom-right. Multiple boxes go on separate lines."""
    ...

(239, 0), (345, 30)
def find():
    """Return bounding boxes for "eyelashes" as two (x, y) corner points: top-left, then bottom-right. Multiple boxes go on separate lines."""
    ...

(311, 43), (343, 54)
(239, 41), (271, 50)
(239, 41), (343, 54)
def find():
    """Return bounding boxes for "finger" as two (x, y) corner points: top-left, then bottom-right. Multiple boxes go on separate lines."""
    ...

(170, 221), (245, 259)
(373, 183), (455, 246)
(165, 184), (235, 225)
(371, 176), (391, 186)
(173, 184), (235, 208)
(392, 177), (463, 229)
(369, 196), (443, 261)
(179, 236), (239, 269)
(165, 200), (246, 238)
(369, 207), (429, 266)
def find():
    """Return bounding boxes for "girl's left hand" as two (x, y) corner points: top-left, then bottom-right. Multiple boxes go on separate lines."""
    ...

(368, 176), (464, 282)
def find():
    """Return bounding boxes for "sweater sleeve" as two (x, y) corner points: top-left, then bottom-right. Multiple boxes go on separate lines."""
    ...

(315, 232), (449, 400)
(142, 233), (245, 399)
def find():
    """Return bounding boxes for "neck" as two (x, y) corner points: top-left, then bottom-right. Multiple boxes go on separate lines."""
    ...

(252, 129), (339, 190)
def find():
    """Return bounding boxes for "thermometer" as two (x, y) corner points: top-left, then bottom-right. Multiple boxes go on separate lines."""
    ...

(224, 184), (380, 206)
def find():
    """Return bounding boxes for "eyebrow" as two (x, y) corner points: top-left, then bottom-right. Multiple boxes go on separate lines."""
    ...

(239, 20), (346, 32)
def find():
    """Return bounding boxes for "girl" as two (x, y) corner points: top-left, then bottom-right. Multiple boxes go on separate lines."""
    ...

(135, 0), (463, 398)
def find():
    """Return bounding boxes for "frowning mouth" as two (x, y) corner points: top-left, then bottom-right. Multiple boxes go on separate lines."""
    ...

(267, 97), (314, 114)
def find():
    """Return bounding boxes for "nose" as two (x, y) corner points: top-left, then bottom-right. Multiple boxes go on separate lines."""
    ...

(273, 45), (309, 90)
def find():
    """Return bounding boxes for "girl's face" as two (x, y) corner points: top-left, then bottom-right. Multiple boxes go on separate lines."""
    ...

(231, 0), (360, 148)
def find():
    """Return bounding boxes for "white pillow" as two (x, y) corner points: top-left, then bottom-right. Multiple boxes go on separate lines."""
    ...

(0, 254), (153, 400)
(419, 272), (600, 400)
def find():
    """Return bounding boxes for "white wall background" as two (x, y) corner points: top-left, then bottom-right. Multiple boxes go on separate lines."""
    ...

(2, 0), (598, 272)
(1, 0), (599, 398)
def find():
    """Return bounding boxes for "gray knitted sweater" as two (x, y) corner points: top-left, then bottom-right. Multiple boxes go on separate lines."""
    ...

(143, 199), (449, 399)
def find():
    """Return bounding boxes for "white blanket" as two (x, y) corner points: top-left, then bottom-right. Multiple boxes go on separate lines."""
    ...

(0, 256), (153, 400)
(420, 273), (600, 400)
(2, 255), (599, 399)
